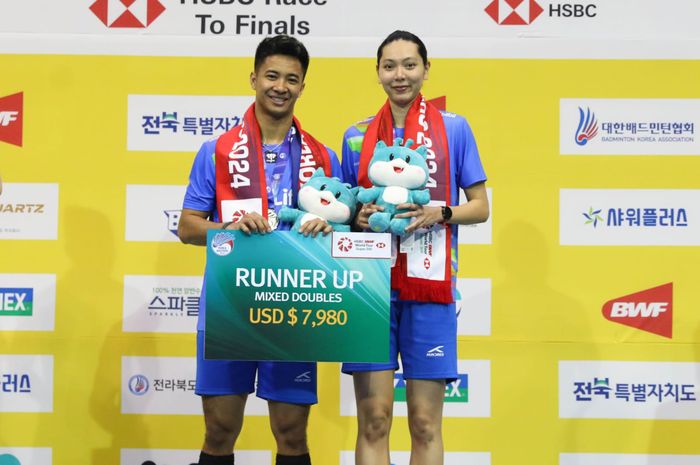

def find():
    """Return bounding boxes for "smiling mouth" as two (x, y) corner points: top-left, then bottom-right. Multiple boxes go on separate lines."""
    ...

(320, 199), (330, 206)
(394, 167), (404, 174)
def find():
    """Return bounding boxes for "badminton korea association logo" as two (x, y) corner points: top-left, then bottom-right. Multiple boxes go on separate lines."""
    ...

(575, 107), (599, 146)
(89, 0), (166, 28)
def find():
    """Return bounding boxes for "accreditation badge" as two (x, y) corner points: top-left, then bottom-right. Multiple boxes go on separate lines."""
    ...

(267, 208), (279, 230)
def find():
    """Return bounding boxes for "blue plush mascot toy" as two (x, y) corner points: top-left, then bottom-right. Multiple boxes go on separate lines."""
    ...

(358, 138), (430, 235)
(279, 168), (358, 232)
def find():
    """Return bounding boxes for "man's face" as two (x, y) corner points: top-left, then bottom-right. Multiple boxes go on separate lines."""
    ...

(250, 54), (305, 120)
(377, 39), (429, 108)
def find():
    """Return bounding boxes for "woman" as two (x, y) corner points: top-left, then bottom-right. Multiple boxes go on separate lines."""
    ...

(340, 30), (490, 465)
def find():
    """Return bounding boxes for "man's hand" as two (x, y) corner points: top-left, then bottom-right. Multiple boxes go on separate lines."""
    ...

(224, 212), (272, 235)
(298, 218), (333, 237)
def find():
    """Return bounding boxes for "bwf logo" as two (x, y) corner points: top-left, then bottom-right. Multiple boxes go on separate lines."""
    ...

(0, 92), (23, 147)
(89, 0), (166, 28)
(602, 283), (673, 338)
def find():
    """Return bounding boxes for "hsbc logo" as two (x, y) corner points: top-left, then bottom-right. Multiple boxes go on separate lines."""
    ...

(485, 0), (544, 25)
(89, 0), (166, 28)
(485, 0), (596, 25)
(0, 92), (23, 147)
(602, 283), (673, 338)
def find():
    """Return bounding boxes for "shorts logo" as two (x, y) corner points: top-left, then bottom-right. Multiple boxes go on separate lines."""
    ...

(89, 0), (166, 28)
(211, 232), (235, 257)
(128, 374), (150, 395)
(485, 0), (544, 25)
(575, 107), (599, 146)
(0, 92), (23, 147)
(602, 283), (673, 338)
(426, 345), (445, 357)
(294, 371), (312, 383)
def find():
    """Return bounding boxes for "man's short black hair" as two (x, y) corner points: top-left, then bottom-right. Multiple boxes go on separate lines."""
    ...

(254, 35), (310, 78)
(377, 30), (429, 66)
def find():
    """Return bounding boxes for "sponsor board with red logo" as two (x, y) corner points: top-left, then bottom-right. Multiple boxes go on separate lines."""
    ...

(602, 283), (673, 338)
(2, 1), (700, 58)
(0, 92), (23, 147)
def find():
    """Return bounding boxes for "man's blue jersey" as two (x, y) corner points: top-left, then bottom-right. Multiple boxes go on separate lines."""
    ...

(183, 137), (342, 331)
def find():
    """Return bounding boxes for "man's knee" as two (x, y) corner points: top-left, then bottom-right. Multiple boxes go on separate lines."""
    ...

(204, 415), (239, 450)
(359, 404), (392, 443)
(271, 416), (308, 453)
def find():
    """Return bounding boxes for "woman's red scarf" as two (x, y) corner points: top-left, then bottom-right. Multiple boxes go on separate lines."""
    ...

(358, 95), (453, 303)
(215, 104), (331, 223)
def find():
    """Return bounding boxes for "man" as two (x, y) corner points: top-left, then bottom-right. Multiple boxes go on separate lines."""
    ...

(178, 35), (342, 465)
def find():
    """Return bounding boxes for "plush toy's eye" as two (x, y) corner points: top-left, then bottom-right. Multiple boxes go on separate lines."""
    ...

(389, 153), (394, 160)
(405, 155), (411, 163)
(320, 184), (327, 190)
(335, 191), (341, 199)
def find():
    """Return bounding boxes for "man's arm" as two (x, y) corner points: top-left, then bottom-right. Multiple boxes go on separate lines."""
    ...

(177, 208), (220, 246)
(178, 208), (274, 246)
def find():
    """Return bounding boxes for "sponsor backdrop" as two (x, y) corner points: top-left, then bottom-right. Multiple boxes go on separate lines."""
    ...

(1, 1), (699, 464)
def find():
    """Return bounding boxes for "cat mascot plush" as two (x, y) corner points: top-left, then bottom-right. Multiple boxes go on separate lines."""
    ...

(358, 138), (430, 235)
(279, 168), (358, 232)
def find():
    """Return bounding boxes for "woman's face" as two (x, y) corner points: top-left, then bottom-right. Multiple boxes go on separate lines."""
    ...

(377, 39), (429, 108)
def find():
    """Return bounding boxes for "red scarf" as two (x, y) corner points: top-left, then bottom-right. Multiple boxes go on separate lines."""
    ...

(359, 95), (453, 303)
(215, 104), (331, 223)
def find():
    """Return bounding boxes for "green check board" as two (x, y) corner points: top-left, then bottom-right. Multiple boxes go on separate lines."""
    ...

(205, 230), (390, 362)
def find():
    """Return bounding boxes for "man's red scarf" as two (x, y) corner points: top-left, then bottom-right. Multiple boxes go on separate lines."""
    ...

(215, 104), (331, 223)
(359, 95), (453, 303)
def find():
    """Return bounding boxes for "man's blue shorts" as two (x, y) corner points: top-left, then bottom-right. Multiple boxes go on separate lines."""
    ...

(342, 300), (458, 382)
(195, 330), (317, 404)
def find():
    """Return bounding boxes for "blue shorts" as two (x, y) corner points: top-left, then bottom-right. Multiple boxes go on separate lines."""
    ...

(195, 331), (317, 405)
(342, 300), (458, 382)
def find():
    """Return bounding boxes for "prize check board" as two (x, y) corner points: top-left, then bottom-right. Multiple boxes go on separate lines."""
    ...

(205, 230), (391, 362)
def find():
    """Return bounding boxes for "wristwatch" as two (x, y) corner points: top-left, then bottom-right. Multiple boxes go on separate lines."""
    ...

(441, 206), (453, 223)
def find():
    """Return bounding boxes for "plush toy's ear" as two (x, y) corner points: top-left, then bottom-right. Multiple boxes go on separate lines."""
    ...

(404, 138), (415, 148)
(415, 145), (428, 159)
(350, 186), (360, 196)
(394, 137), (404, 147)
(375, 140), (387, 150)
(311, 167), (325, 179)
